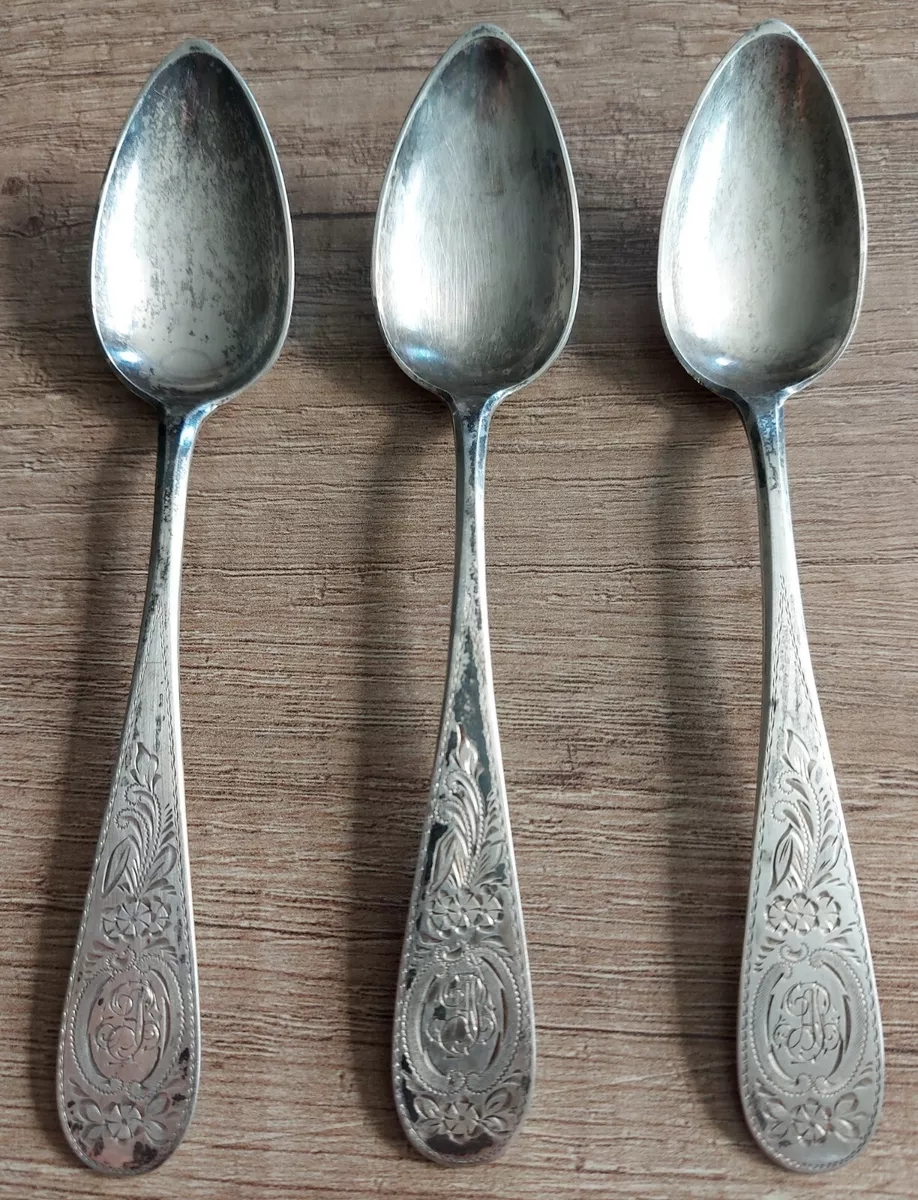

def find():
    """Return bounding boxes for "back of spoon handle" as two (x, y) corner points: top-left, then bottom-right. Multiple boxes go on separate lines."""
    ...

(738, 403), (883, 1172)
(392, 404), (534, 1165)
(57, 415), (203, 1173)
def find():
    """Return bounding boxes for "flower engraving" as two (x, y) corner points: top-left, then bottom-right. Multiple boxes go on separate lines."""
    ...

(426, 883), (504, 941)
(742, 582), (882, 1167)
(757, 1082), (869, 1148)
(793, 1098), (832, 1145)
(105, 1102), (144, 1142)
(73, 1089), (178, 1150)
(82, 740), (179, 1080)
(412, 1073), (527, 1145)
(766, 888), (842, 939)
(815, 891), (842, 935)
(102, 895), (170, 941)
(419, 1096), (478, 1140)
(398, 722), (530, 1156)
(428, 889), (466, 934)
(60, 693), (198, 1172)
(767, 892), (818, 934)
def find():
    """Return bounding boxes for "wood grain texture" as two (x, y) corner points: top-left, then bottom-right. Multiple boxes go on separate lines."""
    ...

(1, 0), (918, 1195)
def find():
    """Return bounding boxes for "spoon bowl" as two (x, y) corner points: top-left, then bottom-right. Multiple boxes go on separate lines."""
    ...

(658, 19), (864, 401)
(373, 23), (579, 404)
(92, 40), (293, 409)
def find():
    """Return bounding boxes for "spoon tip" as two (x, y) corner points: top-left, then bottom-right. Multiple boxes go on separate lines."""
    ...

(461, 22), (513, 40)
(747, 18), (801, 40)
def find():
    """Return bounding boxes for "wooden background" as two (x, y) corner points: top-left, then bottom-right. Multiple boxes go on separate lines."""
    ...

(2, 1), (918, 1196)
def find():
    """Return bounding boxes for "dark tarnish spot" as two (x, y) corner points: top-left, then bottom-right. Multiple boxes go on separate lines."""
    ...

(179, 1047), (190, 1063)
(423, 823), (446, 888)
(471, 38), (514, 123)
(401, 1081), (419, 1124)
(532, 146), (564, 193)
(92, 1135), (105, 1159)
(132, 1140), (158, 1168)
(23, 214), (43, 236)
(2, 176), (24, 195)
(400, 1054), (412, 1075)
(404, 969), (415, 992)
(172, 1092), (186, 1104)
(476, 37), (511, 84)
(429, 1131), (492, 1158)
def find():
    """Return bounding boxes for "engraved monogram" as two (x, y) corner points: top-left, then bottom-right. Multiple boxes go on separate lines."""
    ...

(395, 724), (531, 1160)
(59, 664), (195, 1172)
(740, 581), (882, 1169)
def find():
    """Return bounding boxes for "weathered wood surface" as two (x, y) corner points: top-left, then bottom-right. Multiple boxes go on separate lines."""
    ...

(1, 1), (918, 1196)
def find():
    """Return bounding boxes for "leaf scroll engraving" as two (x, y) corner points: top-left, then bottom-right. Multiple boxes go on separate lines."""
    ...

(395, 725), (531, 1162)
(59, 660), (195, 1173)
(740, 581), (882, 1170)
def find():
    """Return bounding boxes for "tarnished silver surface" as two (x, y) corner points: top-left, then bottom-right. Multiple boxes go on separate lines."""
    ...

(372, 24), (579, 1166)
(57, 40), (293, 1173)
(659, 21), (883, 1172)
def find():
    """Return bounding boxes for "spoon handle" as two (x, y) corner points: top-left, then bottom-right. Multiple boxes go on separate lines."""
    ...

(393, 403), (534, 1165)
(57, 414), (203, 1173)
(737, 403), (883, 1172)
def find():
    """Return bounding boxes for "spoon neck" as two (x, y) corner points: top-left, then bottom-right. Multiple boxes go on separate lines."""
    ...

(446, 404), (494, 684)
(741, 401), (814, 681)
(742, 402), (795, 559)
(143, 411), (205, 645)
(448, 403), (489, 604)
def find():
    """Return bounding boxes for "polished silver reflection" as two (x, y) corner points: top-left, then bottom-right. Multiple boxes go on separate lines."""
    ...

(57, 40), (293, 1174)
(659, 20), (882, 1172)
(373, 24), (579, 1166)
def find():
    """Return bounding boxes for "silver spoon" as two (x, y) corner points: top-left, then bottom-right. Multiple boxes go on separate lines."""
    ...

(372, 24), (579, 1165)
(659, 20), (882, 1172)
(56, 41), (293, 1173)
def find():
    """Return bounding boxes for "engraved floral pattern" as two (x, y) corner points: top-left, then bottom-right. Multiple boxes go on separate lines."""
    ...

(411, 1073), (528, 1145)
(766, 889), (842, 937)
(427, 883), (504, 941)
(96, 743), (178, 948)
(70, 1073), (185, 1149)
(102, 895), (170, 940)
(756, 1081), (870, 1147)
(741, 581), (882, 1168)
(60, 699), (194, 1171)
(767, 891), (818, 934)
(397, 722), (530, 1160)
